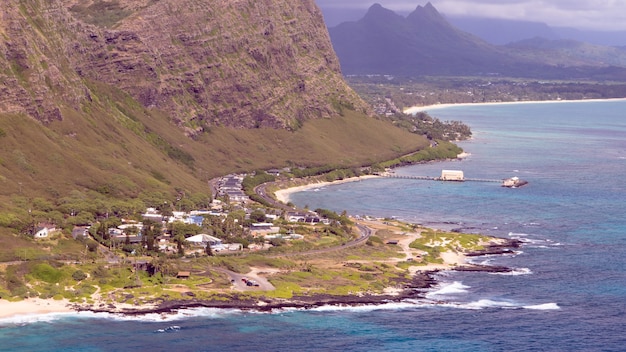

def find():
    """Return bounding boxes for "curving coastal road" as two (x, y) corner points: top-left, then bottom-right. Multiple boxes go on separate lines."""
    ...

(209, 181), (374, 291)
(254, 180), (373, 255)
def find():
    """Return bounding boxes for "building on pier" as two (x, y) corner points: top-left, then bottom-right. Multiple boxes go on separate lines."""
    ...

(441, 170), (464, 181)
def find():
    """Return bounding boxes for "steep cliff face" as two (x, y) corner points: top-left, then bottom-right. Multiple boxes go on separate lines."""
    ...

(0, 1), (87, 123)
(1, 0), (369, 132)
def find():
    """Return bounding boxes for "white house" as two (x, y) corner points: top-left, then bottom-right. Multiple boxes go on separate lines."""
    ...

(286, 211), (308, 222)
(142, 208), (164, 221)
(250, 223), (280, 237)
(185, 234), (224, 250)
(34, 226), (52, 238)
(34, 223), (58, 239)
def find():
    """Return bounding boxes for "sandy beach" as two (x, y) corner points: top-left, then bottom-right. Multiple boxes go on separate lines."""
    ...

(0, 298), (73, 320)
(403, 97), (626, 114)
(274, 175), (380, 204)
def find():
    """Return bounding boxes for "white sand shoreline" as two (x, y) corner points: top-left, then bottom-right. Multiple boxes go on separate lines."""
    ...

(274, 175), (381, 204)
(0, 298), (74, 320)
(403, 97), (626, 114)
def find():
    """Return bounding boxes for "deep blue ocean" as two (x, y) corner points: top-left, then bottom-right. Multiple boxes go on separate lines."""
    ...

(2, 101), (625, 351)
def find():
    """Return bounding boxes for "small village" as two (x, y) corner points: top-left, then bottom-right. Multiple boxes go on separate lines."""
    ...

(30, 172), (336, 261)
(30, 168), (527, 259)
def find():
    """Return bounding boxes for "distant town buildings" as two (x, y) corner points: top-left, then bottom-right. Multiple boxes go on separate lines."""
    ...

(215, 174), (249, 203)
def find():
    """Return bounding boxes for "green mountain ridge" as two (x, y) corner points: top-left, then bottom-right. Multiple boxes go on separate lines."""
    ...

(0, 0), (430, 214)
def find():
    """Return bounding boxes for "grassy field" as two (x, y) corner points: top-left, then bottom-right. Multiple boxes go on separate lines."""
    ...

(0, 218), (509, 305)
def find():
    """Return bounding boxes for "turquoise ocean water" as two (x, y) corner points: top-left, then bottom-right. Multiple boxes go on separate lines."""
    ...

(1, 100), (625, 351)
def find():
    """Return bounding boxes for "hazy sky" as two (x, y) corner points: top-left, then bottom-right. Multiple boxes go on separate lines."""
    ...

(315, 0), (626, 31)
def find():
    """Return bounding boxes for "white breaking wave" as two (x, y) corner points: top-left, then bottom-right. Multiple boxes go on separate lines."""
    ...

(465, 299), (519, 310)
(491, 267), (533, 276)
(154, 325), (181, 333)
(66, 307), (243, 323)
(508, 232), (564, 248)
(304, 302), (423, 313)
(440, 299), (560, 311)
(0, 299), (561, 326)
(0, 312), (77, 325)
(426, 281), (471, 298)
(508, 232), (529, 237)
(467, 257), (494, 265)
(0, 309), (240, 326)
(523, 303), (560, 310)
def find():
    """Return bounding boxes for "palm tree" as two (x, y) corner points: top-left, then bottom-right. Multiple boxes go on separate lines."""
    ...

(172, 234), (186, 257)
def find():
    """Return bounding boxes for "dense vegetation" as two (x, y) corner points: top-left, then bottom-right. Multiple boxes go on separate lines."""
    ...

(348, 75), (626, 110)
(372, 141), (463, 171)
(388, 112), (472, 141)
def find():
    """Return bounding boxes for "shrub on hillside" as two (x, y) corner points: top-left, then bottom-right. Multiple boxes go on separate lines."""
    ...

(31, 263), (65, 284)
(72, 270), (88, 281)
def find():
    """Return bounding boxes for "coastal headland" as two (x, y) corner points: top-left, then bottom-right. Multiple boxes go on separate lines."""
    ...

(0, 170), (522, 320)
(0, 108), (535, 320)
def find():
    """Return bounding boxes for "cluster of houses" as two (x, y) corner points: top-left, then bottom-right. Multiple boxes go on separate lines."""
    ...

(214, 174), (249, 203)
(373, 97), (401, 117)
(35, 205), (333, 256)
(33, 172), (336, 256)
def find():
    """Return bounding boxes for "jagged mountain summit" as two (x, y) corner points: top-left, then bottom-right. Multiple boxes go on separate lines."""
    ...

(1, 0), (368, 132)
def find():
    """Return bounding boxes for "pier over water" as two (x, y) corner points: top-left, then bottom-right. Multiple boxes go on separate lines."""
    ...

(382, 170), (528, 188)
(384, 174), (502, 183)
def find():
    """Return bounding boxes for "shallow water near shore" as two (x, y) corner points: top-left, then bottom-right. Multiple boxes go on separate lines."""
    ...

(2, 100), (626, 351)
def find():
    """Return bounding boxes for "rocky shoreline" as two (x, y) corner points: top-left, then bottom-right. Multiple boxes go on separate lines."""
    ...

(74, 239), (522, 316)
(76, 271), (439, 315)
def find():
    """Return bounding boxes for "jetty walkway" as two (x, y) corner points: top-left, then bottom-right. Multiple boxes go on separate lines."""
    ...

(384, 174), (503, 183)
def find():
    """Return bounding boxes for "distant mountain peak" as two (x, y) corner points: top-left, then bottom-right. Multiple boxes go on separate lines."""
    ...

(359, 2), (406, 29)
(328, 1), (515, 76)
(422, 2), (437, 12)
(408, 1), (447, 25)
(328, 1), (626, 78)
(364, 2), (402, 21)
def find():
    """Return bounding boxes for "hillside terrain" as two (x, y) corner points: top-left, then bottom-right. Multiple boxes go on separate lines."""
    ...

(0, 0), (430, 214)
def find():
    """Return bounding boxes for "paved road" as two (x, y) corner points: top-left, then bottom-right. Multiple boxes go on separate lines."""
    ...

(253, 182), (294, 211)
(254, 180), (373, 256)
(268, 222), (371, 258)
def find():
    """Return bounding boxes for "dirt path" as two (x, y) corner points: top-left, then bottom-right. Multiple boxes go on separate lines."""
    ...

(214, 267), (277, 291)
